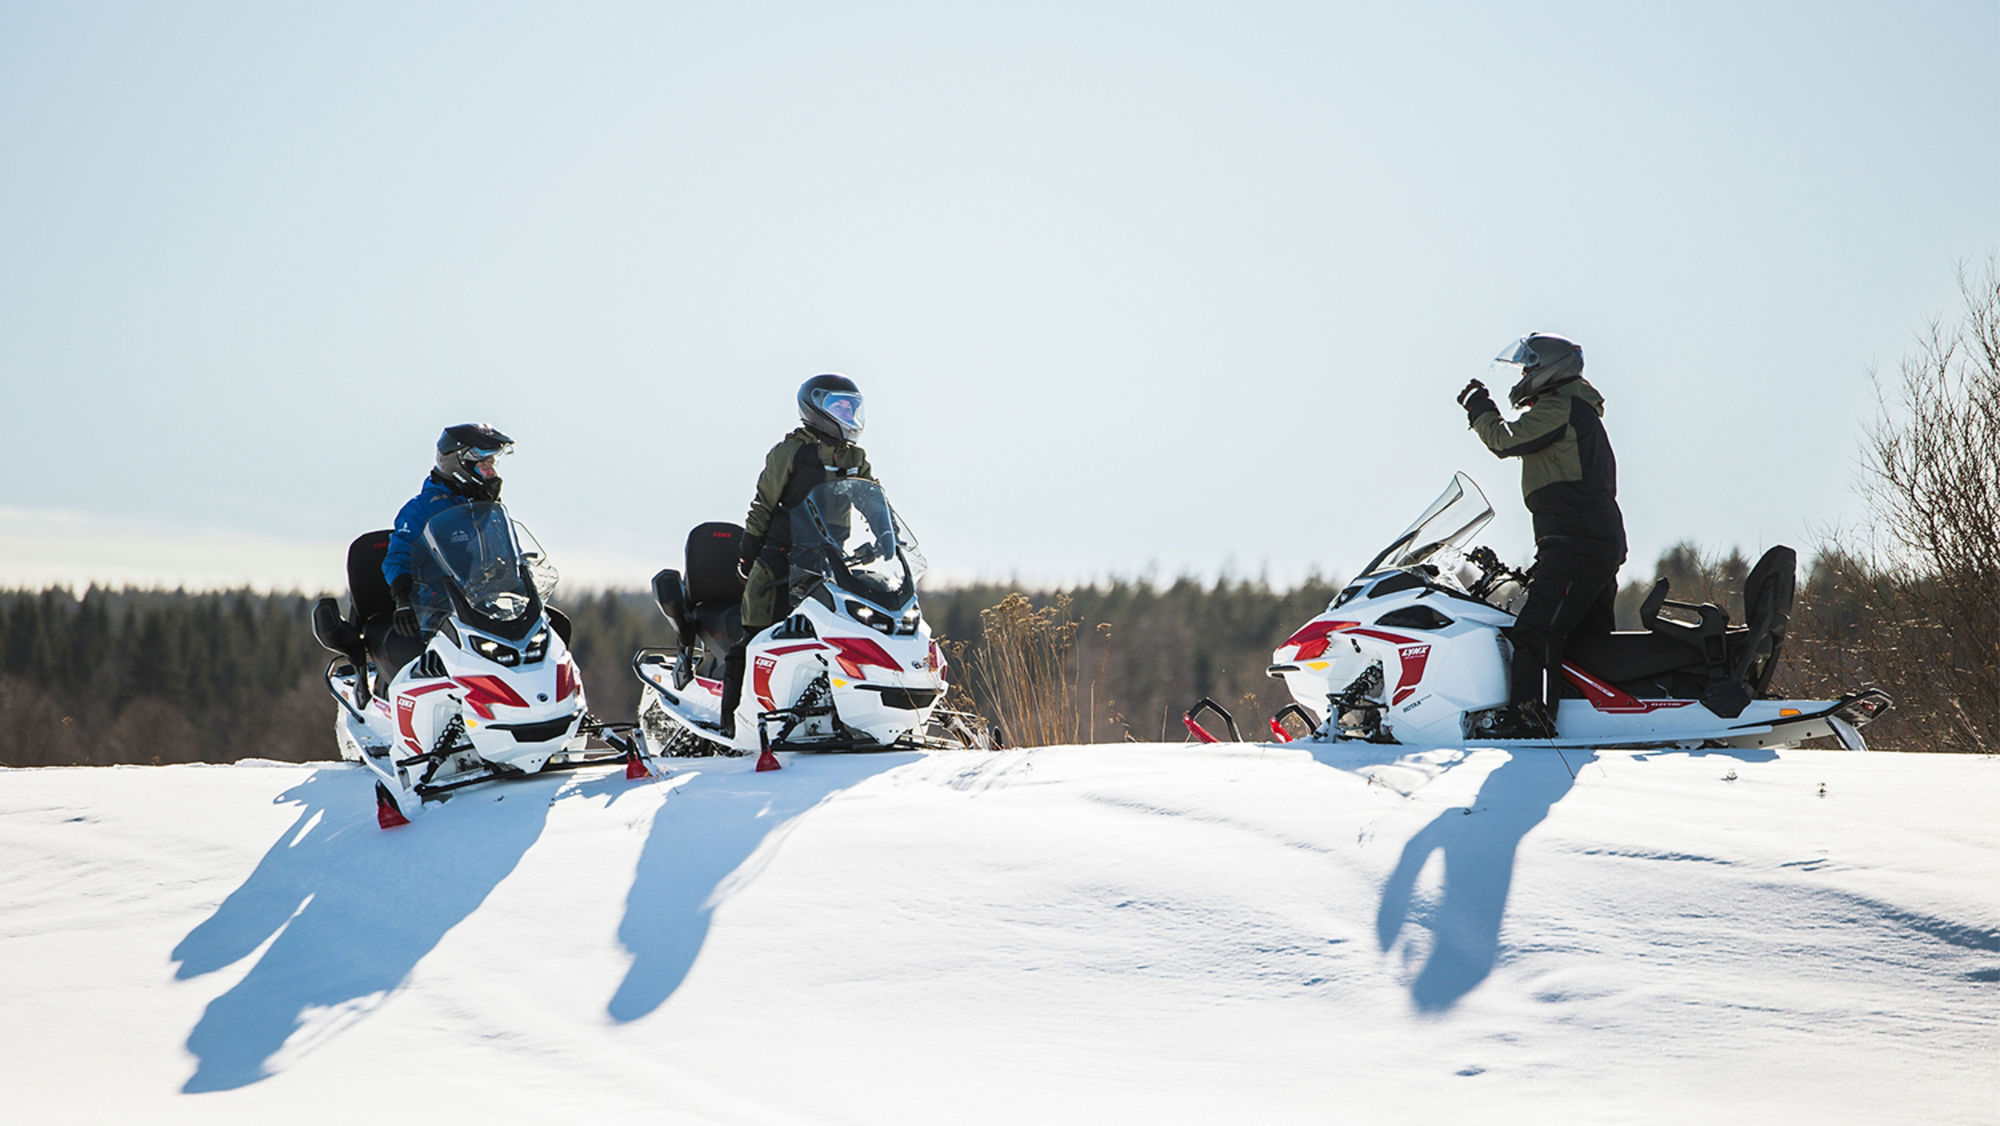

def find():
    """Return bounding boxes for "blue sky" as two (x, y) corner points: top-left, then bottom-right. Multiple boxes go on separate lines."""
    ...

(2, 1), (1994, 592)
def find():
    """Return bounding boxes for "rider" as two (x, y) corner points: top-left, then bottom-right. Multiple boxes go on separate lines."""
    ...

(369, 424), (513, 679)
(718, 375), (873, 737)
(1457, 333), (1626, 738)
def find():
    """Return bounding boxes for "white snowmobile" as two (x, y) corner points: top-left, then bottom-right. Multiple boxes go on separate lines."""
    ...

(310, 502), (644, 827)
(1185, 472), (1889, 751)
(630, 477), (987, 768)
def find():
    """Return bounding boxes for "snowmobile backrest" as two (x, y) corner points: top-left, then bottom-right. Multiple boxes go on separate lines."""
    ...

(346, 531), (395, 625)
(1732, 545), (1796, 693)
(1637, 578), (1670, 631)
(1740, 546), (1797, 635)
(311, 596), (364, 658)
(1637, 574), (1730, 668)
(684, 522), (748, 608)
(651, 567), (688, 642)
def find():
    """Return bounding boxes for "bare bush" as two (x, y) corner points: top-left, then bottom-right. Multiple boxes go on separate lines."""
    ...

(1808, 258), (2000, 751)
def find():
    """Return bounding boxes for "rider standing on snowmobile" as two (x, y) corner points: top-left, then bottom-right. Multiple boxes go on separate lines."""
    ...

(1457, 334), (1626, 738)
(718, 375), (873, 737)
(372, 424), (513, 671)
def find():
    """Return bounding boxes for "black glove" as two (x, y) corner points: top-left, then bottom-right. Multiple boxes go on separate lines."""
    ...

(390, 576), (420, 637)
(1457, 379), (1497, 423)
(737, 534), (763, 581)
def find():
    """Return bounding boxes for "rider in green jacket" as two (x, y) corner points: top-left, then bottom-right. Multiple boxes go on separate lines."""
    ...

(719, 375), (873, 737)
(1459, 333), (1627, 738)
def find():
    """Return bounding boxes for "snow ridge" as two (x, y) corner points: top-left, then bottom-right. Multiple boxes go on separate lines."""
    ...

(2, 745), (1995, 1123)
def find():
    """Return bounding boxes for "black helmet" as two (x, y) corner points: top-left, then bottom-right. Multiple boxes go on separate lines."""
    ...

(435, 423), (514, 492)
(798, 374), (864, 443)
(1494, 333), (1584, 408)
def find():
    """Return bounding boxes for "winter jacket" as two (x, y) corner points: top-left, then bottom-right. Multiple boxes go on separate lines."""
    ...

(741, 427), (873, 566)
(382, 473), (484, 592)
(1468, 377), (1626, 552)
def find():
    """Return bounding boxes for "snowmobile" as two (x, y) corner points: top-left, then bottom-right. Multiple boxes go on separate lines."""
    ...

(310, 502), (644, 827)
(630, 477), (988, 767)
(1185, 472), (1890, 751)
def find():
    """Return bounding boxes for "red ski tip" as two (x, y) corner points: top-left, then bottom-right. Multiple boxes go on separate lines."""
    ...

(375, 783), (411, 829)
(755, 749), (783, 772)
(624, 748), (651, 780)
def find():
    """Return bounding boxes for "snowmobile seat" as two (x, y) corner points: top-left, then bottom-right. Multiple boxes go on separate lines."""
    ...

(343, 529), (428, 691)
(346, 531), (396, 629)
(683, 522), (748, 652)
(684, 522), (748, 607)
(1562, 628), (1710, 698)
(691, 600), (745, 652)
(308, 531), (394, 662)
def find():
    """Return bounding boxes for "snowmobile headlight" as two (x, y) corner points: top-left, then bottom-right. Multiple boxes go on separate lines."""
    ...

(845, 599), (897, 636)
(523, 627), (551, 663)
(469, 634), (521, 667)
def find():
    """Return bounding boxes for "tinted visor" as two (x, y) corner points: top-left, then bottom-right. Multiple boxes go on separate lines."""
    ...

(816, 390), (865, 430)
(1493, 337), (1537, 367)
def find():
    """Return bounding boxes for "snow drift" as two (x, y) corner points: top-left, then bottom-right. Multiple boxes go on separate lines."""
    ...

(2, 743), (1995, 1123)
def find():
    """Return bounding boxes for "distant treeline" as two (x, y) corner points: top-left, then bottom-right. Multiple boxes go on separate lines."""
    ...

(0, 536), (1987, 766)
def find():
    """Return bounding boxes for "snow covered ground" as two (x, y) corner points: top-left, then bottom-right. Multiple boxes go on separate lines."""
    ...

(3, 743), (1996, 1124)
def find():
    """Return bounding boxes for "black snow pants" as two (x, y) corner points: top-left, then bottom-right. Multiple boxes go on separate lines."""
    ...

(1507, 535), (1624, 708)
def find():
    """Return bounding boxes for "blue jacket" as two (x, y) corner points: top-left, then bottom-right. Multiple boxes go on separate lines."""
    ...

(383, 475), (475, 593)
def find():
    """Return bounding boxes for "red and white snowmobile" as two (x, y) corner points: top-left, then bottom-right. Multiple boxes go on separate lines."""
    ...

(1186, 472), (1890, 751)
(310, 502), (643, 826)
(630, 477), (989, 767)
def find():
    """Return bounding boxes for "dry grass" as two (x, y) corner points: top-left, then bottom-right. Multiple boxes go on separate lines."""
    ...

(963, 592), (1084, 748)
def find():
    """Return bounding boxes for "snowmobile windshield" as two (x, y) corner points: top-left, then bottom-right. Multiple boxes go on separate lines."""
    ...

(1356, 472), (1495, 577)
(790, 478), (925, 603)
(421, 502), (538, 623)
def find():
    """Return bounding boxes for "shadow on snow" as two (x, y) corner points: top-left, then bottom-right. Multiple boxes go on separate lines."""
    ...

(1307, 741), (1781, 1013)
(606, 751), (917, 1022)
(1372, 749), (1590, 1012)
(170, 767), (562, 1093)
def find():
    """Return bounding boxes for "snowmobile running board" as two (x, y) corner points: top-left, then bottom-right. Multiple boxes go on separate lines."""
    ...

(1183, 688), (1892, 752)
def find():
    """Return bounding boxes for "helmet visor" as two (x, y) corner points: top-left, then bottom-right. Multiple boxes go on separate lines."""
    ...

(457, 442), (511, 482)
(1493, 337), (1537, 368)
(816, 390), (865, 431)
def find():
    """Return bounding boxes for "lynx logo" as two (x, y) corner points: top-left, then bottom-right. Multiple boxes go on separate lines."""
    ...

(396, 695), (421, 751)
(1390, 644), (1433, 706)
(753, 655), (779, 711)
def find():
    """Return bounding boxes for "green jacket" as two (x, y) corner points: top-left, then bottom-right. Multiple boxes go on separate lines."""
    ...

(1469, 377), (1624, 549)
(743, 427), (873, 548)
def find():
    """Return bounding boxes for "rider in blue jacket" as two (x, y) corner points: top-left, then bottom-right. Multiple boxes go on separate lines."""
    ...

(378, 424), (512, 648)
